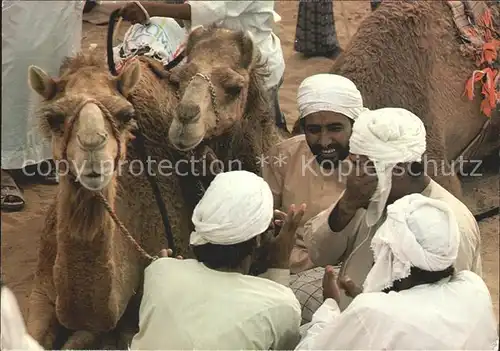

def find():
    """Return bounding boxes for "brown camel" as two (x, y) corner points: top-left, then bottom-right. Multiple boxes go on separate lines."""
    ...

(293, 1), (500, 199)
(167, 25), (285, 161)
(25, 26), (282, 350)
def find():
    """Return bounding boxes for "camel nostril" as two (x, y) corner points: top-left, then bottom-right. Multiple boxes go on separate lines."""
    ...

(77, 132), (108, 150)
(177, 103), (201, 124)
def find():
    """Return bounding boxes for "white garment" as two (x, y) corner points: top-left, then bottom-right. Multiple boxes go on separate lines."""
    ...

(185, 1), (284, 89)
(130, 258), (301, 350)
(1, 1), (84, 169)
(296, 271), (498, 350)
(297, 74), (368, 120)
(1, 286), (44, 350)
(113, 17), (187, 69)
(349, 108), (427, 227)
(363, 194), (460, 293)
(190, 170), (274, 246)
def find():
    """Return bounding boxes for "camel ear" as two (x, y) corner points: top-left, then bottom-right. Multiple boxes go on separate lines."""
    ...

(235, 31), (257, 69)
(115, 59), (141, 97)
(28, 65), (57, 100)
(185, 25), (206, 56)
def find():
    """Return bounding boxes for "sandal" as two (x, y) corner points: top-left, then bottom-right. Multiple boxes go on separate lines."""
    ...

(41, 166), (59, 185)
(1, 170), (25, 211)
(37, 160), (59, 185)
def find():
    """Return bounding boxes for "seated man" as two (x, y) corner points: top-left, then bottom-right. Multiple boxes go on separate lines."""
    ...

(118, 0), (288, 131)
(130, 170), (305, 350)
(263, 73), (368, 274)
(304, 107), (482, 311)
(296, 194), (498, 350)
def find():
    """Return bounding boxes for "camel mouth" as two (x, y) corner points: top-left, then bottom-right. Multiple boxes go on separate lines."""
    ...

(172, 135), (205, 152)
(86, 171), (102, 178)
(78, 173), (114, 191)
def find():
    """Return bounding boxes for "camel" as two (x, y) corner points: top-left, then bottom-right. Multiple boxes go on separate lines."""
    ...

(167, 25), (285, 160)
(25, 26), (283, 349)
(293, 1), (500, 199)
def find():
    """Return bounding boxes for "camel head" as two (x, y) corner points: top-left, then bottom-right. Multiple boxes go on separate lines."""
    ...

(27, 53), (141, 191)
(168, 25), (265, 151)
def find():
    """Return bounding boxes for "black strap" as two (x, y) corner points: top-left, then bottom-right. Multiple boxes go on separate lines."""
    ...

(474, 206), (499, 222)
(164, 50), (186, 71)
(133, 131), (177, 256)
(107, 9), (121, 77)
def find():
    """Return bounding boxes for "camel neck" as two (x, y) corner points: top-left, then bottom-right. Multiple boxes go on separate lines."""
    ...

(52, 177), (142, 331)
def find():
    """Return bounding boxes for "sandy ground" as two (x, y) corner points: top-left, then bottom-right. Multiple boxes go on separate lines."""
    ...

(1, 1), (499, 326)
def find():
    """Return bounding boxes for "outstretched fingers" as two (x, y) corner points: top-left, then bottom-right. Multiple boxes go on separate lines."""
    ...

(158, 248), (184, 260)
(281, 203), (306, 234)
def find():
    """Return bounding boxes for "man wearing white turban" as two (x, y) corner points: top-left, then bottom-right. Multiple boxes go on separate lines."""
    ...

(302, 107), (482, 312)
(295, 194), (498, 350)
(131, 170), (306, 350)
(263, 74), (368, 275)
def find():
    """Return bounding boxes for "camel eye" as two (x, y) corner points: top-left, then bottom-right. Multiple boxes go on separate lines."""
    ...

(224, 84), (242, 96)
(219, 69), (244, 97)
(46, 112), (66, 131)
(116, 109), (135, 123)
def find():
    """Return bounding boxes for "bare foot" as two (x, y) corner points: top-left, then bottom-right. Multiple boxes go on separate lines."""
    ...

(322, 265), (341, 302)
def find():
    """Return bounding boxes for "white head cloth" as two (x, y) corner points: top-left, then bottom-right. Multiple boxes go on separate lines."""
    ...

(363, 193), (460, 293)
(349, 108), (427, 227)
(189, 170), (273, 246)
(297, 74), (368, 121)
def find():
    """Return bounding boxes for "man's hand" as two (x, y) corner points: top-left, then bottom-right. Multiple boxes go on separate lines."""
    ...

(119, 2), (148, 24)
(267, 203), (306, 269)
(342, 156), (378, 210)
(272, 209), (286, 235)
(338, 275), (362, 298)
(322, 265), (341, 303)
(158, 248), (184, 260)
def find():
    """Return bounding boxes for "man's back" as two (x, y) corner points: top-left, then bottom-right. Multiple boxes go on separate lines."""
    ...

(308, 271), (497, 350)
(131, 258), (301, 350)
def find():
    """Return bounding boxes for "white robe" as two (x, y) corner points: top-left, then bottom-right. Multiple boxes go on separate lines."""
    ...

(1, 1), (84, 169)
(296, 271), (499, 350)
(1, 286), (44, 350)
(185, 1), (284, 90)
(130, 258), (301, 350)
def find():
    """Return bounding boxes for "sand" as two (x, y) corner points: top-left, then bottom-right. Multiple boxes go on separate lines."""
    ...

(1, 0), (498, 327)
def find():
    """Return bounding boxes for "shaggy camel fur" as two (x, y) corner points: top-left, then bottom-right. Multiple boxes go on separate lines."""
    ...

(293, 1), (499, 199)
(25, 27), (283, 349)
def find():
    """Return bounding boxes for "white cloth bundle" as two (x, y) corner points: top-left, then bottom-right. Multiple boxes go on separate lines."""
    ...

(363, 193), (460, 293)
(190, 171), (273, 246)
(113, 17), (187, 69)
(297, 74), (368, 121)
(349, 108), (427, 227)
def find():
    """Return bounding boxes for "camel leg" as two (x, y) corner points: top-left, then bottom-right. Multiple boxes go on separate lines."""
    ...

(26, 289), (60, 349)
(61, 330), (100, 349)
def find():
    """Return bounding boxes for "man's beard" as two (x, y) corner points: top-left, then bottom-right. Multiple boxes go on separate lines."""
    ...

(310, 143), (350, 170)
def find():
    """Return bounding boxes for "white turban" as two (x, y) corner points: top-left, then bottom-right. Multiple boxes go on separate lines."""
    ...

(189, 170), (273, 246)
(349, 108), (426, 227)
(363, 193), (460, 293)
(297, 74), (368, 121)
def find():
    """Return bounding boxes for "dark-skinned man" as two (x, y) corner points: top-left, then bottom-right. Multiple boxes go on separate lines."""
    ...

(296, 193), (497, 349)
